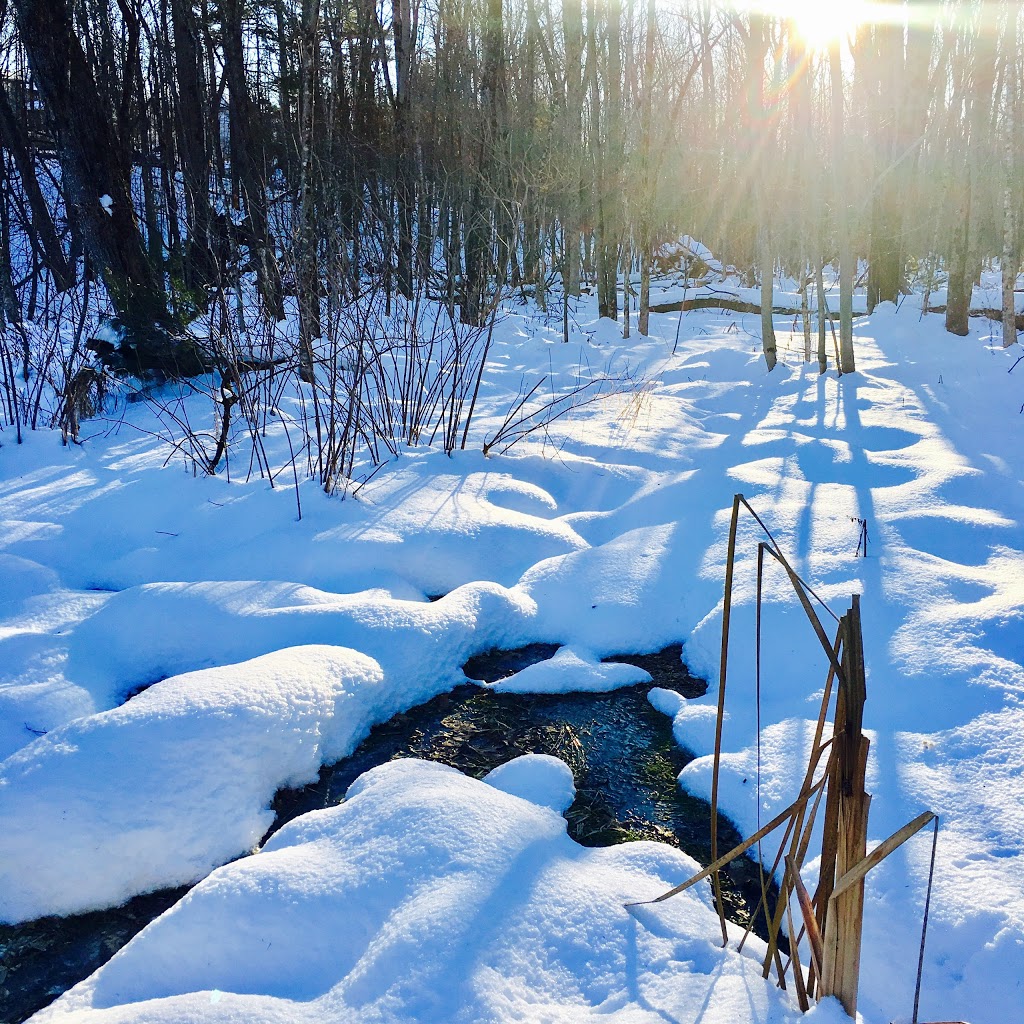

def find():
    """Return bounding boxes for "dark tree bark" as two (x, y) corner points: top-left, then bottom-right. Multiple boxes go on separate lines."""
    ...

(219, 0), (284, 318)
(0, 160), (26, 329)
(393, 0), (415, 299)
(0, 83), (74, 291)
(945, 182), (972, 336)
(170, 0), (218, 291)
(296, 0), (322, 381)
(11, 0), (201, 372)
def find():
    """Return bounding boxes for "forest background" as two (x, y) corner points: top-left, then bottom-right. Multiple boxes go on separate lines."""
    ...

(1, 0), (1021, 416)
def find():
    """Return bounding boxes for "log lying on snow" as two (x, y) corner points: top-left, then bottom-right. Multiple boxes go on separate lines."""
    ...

(650, 295), (1023, 331)
(647, 295), (860, 320)
(924, 305), (1024, 331)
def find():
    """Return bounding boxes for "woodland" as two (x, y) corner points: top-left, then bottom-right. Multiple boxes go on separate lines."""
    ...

(1, 0), (1021, 408)
(1, 5), (1024, 1024)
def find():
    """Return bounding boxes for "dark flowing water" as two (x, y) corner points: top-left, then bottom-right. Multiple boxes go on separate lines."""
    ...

(0, 644), (773, 1024)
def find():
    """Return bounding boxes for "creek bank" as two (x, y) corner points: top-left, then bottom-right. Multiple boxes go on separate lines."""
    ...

(272, 643), (768, 929)
(0, 644), (772, 1024)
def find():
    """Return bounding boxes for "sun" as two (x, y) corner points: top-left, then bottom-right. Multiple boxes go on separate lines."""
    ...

(750, 0), (871, 50)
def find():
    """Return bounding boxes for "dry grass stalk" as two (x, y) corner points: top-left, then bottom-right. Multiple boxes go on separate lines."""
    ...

(627, 496), (940, 1020)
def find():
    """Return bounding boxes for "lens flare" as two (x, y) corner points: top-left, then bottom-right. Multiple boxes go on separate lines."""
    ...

(750, 0), (872, 49)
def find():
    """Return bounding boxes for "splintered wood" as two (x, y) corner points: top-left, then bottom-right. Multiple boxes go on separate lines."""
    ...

(817, 595), (870, 1014)
(627, 495), (938, 1020)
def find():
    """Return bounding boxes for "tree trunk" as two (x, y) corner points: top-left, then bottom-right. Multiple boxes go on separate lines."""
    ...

(462, 183), (490, 326)
(945, 182), (972, 337)
(816, 260), (828, 373)
(588, 0), (611, 319)
(637, 0), (655, 337)
(749, 13), (776, 368)
(296, 0), (322, 382)
(760, 230), (777, 370)
(483, 0), (510, 288)
(866, 9), (903, 311)
(561, 0), (583, 298)
(170, 0), (218, 292)
(11, 0), (198, 373)
(220, 0), (284, 319)
(0, 83), (74, 291)
(393, 0), (414, 298)
(830, 40), (855, 372)
(0, 160), (25, 328)
(1000, 0), (1019, 348)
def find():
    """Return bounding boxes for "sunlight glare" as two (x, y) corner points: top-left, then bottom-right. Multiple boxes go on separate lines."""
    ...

(752, 0), (870, 49)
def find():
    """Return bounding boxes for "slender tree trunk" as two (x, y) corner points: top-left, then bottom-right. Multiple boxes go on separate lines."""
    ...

(394, 0), (414, 298)
(749, 12), (776, 368)
(296, 0), (322, 382)
(220, 0), (284, 319)
(562, 0), (582, 297)
(1000, 0), (1019, 348)
(759, 229), (776, 369)
(622, 236), (631, 338)
(588, 0), (611, 318)
(484, 0), (510, 288)
(637, 0), (655, 337)
(816, 260), (828, 373)
(604, 0), (623, 321)
(830, 39), (855, 372)
(0, 83), (74, 291)
(170, 0), (217, 291)
(0, 160), (25, 328)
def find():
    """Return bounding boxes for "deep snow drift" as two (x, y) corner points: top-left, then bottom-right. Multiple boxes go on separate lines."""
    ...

(30, 757), (849, 1024)
(1, 286), (1022, 1024)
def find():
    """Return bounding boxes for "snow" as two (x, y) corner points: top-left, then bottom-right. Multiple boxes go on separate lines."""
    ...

(0, 645), (386, 921)
(480, 644), (651, 693)
(483, 752), (577, 812)
(31, 758), (850, 1024)
(1, 283), (1022, 1024)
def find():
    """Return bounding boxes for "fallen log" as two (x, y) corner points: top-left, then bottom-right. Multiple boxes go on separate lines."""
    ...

(651, 296), (1023, 332)
(923, 305), (1024, 331)
(647, 295), (861, 320)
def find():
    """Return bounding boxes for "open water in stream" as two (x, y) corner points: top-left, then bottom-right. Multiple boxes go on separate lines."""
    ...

(0, 645), (776, 1024)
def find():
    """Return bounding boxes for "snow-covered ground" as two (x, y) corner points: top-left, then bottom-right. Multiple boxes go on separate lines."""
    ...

(1, 290), (1022, 1024)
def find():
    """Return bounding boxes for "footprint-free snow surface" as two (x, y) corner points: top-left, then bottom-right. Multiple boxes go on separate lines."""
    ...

(1, 294), (1022, 1024)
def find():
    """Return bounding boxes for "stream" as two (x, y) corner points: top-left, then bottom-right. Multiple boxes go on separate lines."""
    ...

(0, 644), (774, 1024)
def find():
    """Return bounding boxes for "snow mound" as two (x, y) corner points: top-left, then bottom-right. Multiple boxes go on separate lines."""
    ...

(0, 553), (61, 613)
(35, 759), (843, 1024)
(516, 524), (680, 654)
(67, 578), (537, 707)
(0, 645), (390, 922)
(482, 644), (651, 693)
(483, 753), (576, 813)
(648, 686), (721, 757)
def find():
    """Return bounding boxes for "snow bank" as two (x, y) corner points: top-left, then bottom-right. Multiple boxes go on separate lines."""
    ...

(2, 283), (1023, 1023)
(516, 524), (683, 654)
(0, 646), (389, 921)
(67, 578), (537, 708)
(480, 644), (651, 693)
(483, 752), (576, 812)
(34, 758), (847, 1024)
